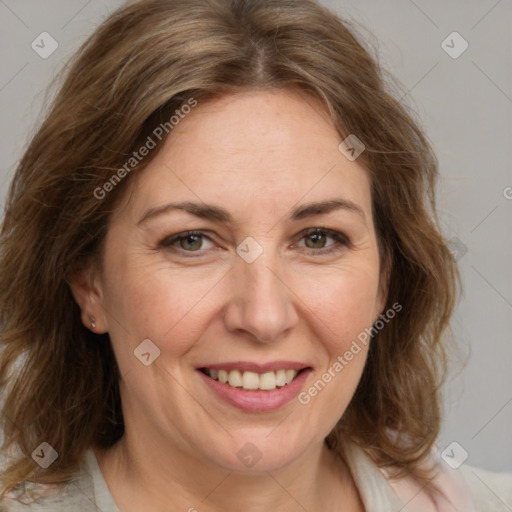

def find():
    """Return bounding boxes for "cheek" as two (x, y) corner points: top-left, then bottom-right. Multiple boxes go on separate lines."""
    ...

(295, 270), (379, 424)
(102, 253), (225, 356)
(302, 263), (381, 353)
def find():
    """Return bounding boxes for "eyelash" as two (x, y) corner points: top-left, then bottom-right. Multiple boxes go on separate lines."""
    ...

(158, 228), (351, 257)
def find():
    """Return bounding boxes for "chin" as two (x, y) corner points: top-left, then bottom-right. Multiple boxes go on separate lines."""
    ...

(197, 428), (316, 474)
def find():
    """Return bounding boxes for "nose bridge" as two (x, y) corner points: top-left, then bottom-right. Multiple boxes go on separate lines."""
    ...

(223, 249), (298, 343)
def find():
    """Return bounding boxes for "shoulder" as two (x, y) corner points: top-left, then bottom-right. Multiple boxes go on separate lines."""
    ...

(0, 488), (70, 511)
(383, 451), (512, 512)
(458, 463), (512, 512)
(384, 458), (475, 512)
(0, 482), (93, 512)
(0, 451), (100, 511)
(341, 439), (475, 510)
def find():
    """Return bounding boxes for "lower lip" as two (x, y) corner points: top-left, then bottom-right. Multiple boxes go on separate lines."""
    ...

(197, 369), (312, 412)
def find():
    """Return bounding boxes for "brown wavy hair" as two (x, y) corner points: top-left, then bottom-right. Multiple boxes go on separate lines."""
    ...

(0, 0), (459, 500)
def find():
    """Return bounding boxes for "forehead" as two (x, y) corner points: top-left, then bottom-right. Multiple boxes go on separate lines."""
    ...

(118, 90), (372, 223)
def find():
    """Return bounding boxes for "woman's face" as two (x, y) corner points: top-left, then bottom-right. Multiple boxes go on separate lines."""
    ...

(82, 90), (386, 472)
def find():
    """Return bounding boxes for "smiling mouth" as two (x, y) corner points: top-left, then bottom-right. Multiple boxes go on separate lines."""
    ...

(199, 368), (309, 392)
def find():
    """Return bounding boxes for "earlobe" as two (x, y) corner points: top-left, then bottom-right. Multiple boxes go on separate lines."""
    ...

(68, 260), (107, 333)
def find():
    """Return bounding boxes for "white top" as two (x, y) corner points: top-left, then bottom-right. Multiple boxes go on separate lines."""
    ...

(1, 442), (511, 511)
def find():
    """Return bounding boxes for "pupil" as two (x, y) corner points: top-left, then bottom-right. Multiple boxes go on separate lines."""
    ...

(307, 233), (325, 248)
(182, 235), (201, 250)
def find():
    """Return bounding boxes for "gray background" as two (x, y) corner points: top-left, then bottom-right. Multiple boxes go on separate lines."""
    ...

(0, 0), (511, 472)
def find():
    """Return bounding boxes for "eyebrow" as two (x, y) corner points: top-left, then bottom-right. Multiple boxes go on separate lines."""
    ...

(137, 198), (366, 226)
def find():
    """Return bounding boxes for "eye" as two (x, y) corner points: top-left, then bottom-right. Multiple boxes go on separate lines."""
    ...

(295, 228), (350, 255)
(159, 231), (215, 253)
(158, 228), (350, 257)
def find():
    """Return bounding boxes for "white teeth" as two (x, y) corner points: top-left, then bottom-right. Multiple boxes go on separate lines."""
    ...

(206, 368), (300, 391)
(285, 369), (296, 385)
(228, 370), (242, 388)
(259, 372), (277, 390)
(242, 371), (260, 390)
(275, 369), (286, 387)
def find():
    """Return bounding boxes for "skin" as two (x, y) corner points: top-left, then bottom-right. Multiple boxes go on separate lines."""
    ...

(70, 89), (387, 512)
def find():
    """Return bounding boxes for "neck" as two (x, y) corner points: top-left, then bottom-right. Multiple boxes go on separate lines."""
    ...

(93, 432), (363, 512)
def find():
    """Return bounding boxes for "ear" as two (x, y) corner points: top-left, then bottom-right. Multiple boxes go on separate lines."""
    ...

(68, 259), (108, 333)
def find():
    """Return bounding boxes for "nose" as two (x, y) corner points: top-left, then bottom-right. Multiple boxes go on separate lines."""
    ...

(222, 253), (299, 343)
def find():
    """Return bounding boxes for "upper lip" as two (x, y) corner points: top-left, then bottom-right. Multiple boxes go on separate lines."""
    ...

(198, 361), (311, 373)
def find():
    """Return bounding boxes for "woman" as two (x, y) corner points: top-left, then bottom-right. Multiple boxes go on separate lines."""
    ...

(0, 0), (507, 510)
